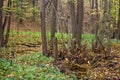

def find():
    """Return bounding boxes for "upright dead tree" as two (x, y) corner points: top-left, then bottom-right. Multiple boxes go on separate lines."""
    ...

(51, 0), (58, 49)
(0, 0), (3, 47)
(40, 0), (47, 55)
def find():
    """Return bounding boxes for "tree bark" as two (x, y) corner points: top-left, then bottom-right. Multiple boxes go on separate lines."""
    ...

(51, 0), (57, 49)
(76, 0), (84, 47)
(118, 0), (120, 40)
(20, 0), (23, 24)
(40, 0), (47, 55)
(69, 1), (77, 38)
(95, 0), (99, 47)
(0, 0), (3, 47)
(90, 0), (95, 34)
(99, 0), (107, 47)
(4, 0), (12, 46)
(53, 37), (58, 64)
(32, 0), (36, 21)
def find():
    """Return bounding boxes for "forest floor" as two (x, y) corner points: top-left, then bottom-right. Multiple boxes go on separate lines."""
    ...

(0, 30), (120, 80)
(0, 30), (75, 80)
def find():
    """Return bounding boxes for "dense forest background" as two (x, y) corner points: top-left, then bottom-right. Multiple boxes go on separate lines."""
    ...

(0, 0), (120, 79)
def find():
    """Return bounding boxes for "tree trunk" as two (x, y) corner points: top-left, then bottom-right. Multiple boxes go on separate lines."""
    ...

(40, 0), (47, 55)
(53, 37), (58, 64)
(69, 1), (77, 38)
(76, 0), (84, 47)
(99, 0), (107, 47)
(118, 0), (120, 40)
(95, 0), (99, 47)
(90, 0), (95, 34)
(95, 0), (99, 36)
(0, 0), (3, 47)
(20, 0), (23, 24)
(32, 0), (36, 21)
(51, 0), (57, 49)
(4, 0), (12, 46)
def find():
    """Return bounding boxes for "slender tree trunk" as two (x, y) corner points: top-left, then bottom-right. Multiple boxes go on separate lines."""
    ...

(53, 37), (58, 64)
(0, 0), (3, 47)
(90, 0), (95, 34)
(40, 0), (47, 55)
(99, 0), (107, 47)
(20, 0), (23, 24)
(118, 0), (120, 40)
(4, 0), (12, 46)
(2, 16), (7, 35)
(95, 0), (99, 36)
(51, 0), (57, 49)
(2, 0), (11, 46)
(107, 0), (112, 54)
(95, 0), (99, 47)
(32, 0), (36, 21)
(77, 0), (84, 47)
(69, 1), (77, 38)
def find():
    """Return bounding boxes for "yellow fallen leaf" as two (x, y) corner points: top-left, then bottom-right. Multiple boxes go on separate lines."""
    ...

(7, 72), (15, 77)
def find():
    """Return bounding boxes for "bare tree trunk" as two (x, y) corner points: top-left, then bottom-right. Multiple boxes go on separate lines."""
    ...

(20, 0), (23, 24)
(32, 0), (36, 21)
(95, 0), (99, 47)
(118, 0), (120, 40)
(90, 0), (95, 34)
(95, 0), (99, 36)
(76, 0), (84, 47)
(98, 0), (107, 48)
(2, 16), (7, 35)
(40, 0), (47, 55)
(4, 0), (12, 46)
(53, 37), (58, 64)
(0, 0), (3, 47)
(69, 1), (77, 38)
(107, 0), (112, 54)
(51, 0), (57, 49)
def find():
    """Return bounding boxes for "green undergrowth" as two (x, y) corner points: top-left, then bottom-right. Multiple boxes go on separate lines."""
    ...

(0, 53), (77, 80)
(15, 52), (53, 66)
(1, 30), (120, 80)
(8, 30), (95, 47)
(8, 30), (120, 48)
